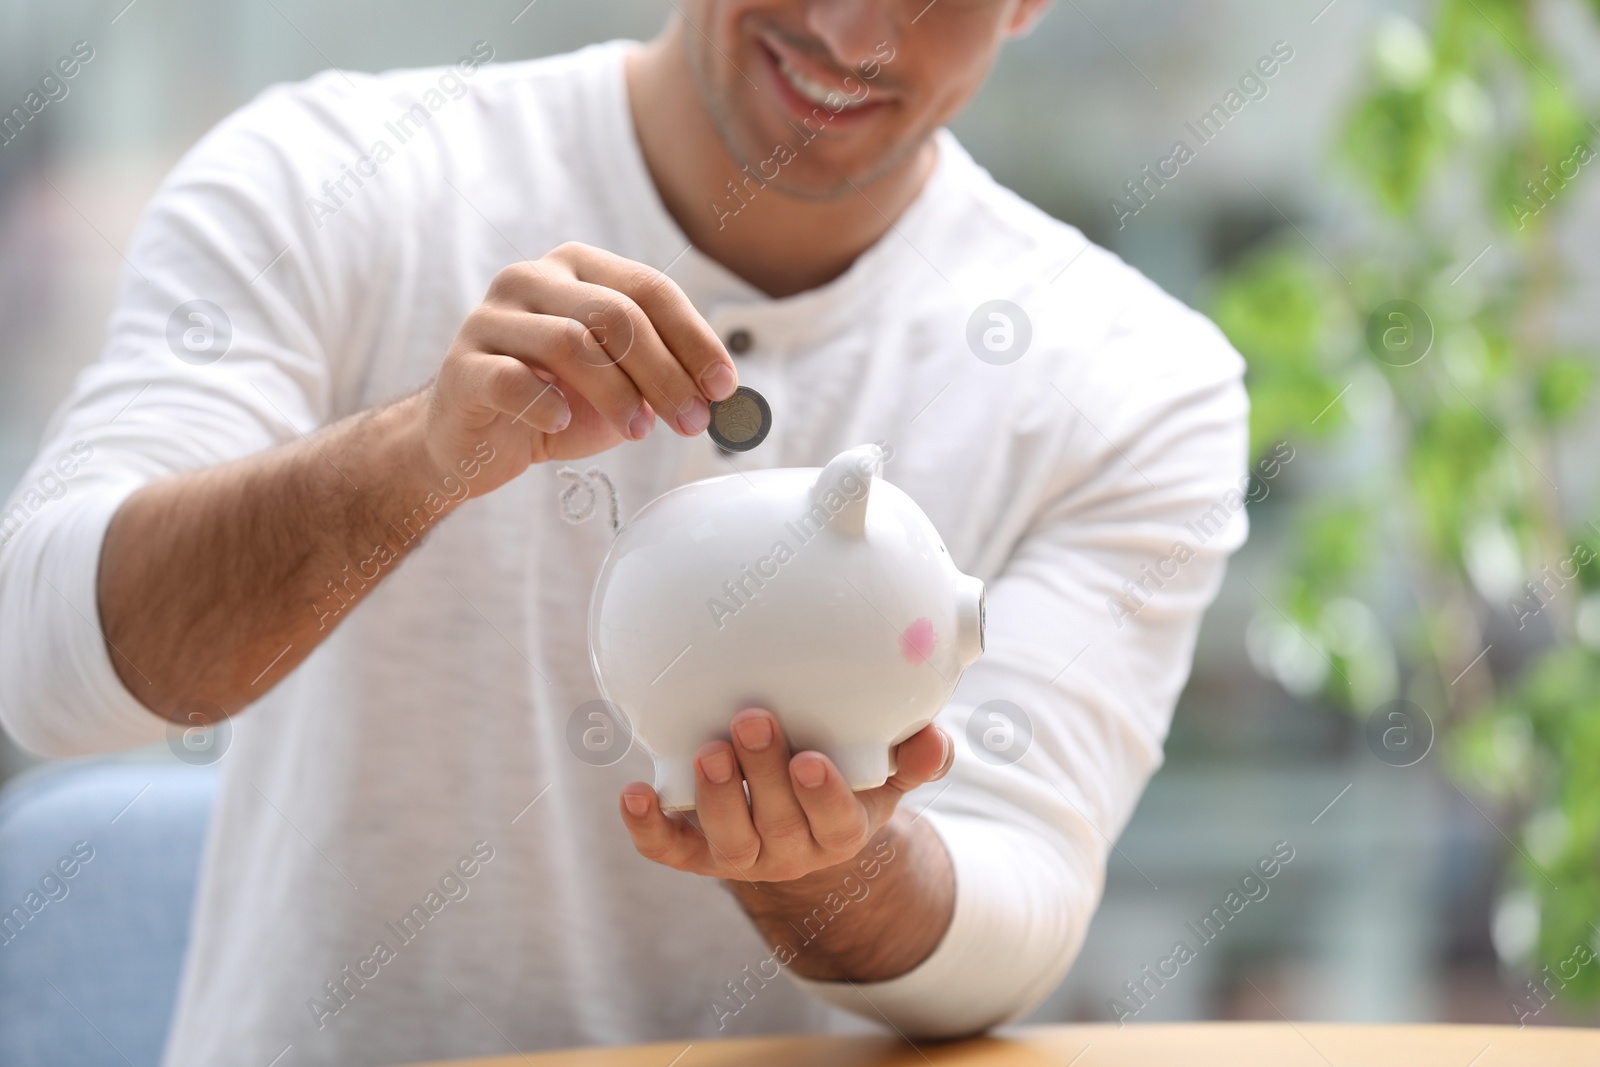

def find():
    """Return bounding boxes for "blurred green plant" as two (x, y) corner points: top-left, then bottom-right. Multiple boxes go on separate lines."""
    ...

(1211, 0), (1600, 1005)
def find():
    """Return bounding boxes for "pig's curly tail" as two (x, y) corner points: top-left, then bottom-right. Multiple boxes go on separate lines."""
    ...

(556, 466), (620, 535)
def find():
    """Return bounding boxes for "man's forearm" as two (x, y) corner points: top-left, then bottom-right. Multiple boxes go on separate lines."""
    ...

(97, 390), (468, 722)
(725, 811), (954, 982)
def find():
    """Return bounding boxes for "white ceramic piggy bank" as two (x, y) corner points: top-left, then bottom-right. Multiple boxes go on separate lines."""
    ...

(587, 444), (986, 811)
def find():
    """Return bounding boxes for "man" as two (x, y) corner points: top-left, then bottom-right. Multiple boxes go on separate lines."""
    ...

(0, 2), (1248, 1064)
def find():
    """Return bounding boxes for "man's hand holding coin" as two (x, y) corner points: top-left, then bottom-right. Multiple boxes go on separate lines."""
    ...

(420, 241), (742, 492)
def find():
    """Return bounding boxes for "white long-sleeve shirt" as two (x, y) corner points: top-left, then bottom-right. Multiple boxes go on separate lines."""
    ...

(0, 40), (1248, 1067)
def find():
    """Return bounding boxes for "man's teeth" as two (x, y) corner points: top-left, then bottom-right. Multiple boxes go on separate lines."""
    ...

(778, 56), (866, 110)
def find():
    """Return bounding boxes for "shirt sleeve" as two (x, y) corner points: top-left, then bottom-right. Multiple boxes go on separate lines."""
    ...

(0, 73), (381, 757)
(790, 297), (1252, 1036)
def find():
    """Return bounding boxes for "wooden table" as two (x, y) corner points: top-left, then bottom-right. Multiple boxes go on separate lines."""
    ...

(405, 1022), (1596, 1066)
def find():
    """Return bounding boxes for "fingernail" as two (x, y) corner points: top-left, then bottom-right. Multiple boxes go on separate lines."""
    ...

(622, 792), (650, 817)
(700, 748), (735, 785)
(792, 755), (827, 790)
(628, 401), (655, 440)
(676, 395), (710, 436)
(733, 714), (772, 752)
(549, 401), (572, 432)
(700, 362), (737, 401)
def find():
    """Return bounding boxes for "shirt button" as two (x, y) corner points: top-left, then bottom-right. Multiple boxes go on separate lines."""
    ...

(726, 329), (753, 356)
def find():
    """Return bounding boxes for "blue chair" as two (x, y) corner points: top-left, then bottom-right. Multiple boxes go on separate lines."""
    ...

(0, 758), (217, 1067)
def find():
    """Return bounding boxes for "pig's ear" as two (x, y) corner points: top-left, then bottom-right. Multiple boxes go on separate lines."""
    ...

(811, 444), (883, 537)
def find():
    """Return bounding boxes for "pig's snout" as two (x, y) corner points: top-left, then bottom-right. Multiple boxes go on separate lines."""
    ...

(956, 574), (985, 669)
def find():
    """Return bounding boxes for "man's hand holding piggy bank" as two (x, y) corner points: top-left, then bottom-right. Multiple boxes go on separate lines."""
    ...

(619, 707), (953, 883)
(620, 708), (959, 983)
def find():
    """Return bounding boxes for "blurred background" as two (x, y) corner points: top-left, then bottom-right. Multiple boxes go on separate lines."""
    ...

(3, 0), (1600, 1039)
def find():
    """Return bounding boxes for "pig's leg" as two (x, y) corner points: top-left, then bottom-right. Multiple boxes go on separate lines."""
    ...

(654, 753), (700, 812)
(832, 741), (896, 793)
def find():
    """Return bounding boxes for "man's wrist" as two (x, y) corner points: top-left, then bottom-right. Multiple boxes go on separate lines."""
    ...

(382, 389), (457, 500)
(339, 388), (483, 515)
(725, 811), (955, 983)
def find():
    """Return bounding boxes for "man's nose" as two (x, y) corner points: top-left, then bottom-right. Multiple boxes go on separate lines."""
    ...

(803, 0), (899, 75)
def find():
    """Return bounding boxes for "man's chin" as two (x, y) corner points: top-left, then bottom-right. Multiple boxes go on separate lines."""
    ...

(723, 127), (928, 203)
(752, 169), (874, 203)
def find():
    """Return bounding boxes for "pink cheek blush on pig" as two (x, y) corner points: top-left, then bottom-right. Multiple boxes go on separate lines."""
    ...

(899, 618), (937, 666)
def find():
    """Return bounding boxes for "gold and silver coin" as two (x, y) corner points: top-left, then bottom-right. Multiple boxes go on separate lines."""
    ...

(706, 385), (771, 452)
